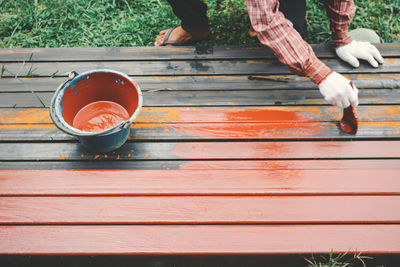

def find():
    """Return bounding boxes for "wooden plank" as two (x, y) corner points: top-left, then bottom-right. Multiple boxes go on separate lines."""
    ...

(1, 121), (400, 141)
(1, 159), (399, 170)
(175, 159), (400, 170)
(1, 196), (399, 224)
(3, 89), (400, 108)
(1, 225), (400, 254)
(0, 44), (398, 62)
(0, 141), (399, 161)
(0, 169), (399, 196)
(2, 106), (400, 125)
(0, 93), (45, 108)
(1, 58), (399, 78)
(1, 74), (399, 92)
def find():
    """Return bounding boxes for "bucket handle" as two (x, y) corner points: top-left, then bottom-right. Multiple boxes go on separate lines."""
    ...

(50, 71), (138, 137)
(50, 71), (83, 136)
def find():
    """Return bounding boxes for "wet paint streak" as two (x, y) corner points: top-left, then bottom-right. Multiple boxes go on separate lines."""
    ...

(1, 169), (400, 195)
(1, 225), (400, 254)
(178, 159), (400, 170)
(384, 58), (399, 64)
(1, 121), (400, 131)
(1, 106), (400, 124)
(171, 141), (400, 160)
(1, 196), (399, 224)
(169, 122), (324, 138)
(169, 108), (324, 138)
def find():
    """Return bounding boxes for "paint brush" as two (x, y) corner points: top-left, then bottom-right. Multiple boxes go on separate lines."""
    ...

(339, 82), (358, 135)
(247, 75), (289, 83)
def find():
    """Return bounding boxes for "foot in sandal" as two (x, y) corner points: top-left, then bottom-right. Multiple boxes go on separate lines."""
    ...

(154, 25), (210, 46)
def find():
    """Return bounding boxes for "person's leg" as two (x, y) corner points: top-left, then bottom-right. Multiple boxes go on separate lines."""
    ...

(154, 0), (210, 46)
(279, 0), (307, 37)
(167, 0), (209, 32)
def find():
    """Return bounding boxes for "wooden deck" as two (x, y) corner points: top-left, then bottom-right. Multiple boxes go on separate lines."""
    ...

(0, 44), (400, 256)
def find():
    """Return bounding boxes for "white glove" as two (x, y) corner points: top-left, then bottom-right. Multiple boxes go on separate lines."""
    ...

(335, 40), (384, 68)
(318, 72), (358, 108)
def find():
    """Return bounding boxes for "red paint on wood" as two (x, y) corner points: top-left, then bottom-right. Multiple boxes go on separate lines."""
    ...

(178, 159), (400, 170)
(171, 141), (400, 159)
(177, 108), (312, 122)
(72, 101), (130, 132)
(1, 169), (399, 195)
(170, 108), (323, 138)
(1, 196), (399, 224)
(1, 225), (400, 254)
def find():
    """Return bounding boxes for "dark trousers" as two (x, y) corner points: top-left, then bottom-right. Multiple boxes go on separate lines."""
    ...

(166, 0), (307, 37)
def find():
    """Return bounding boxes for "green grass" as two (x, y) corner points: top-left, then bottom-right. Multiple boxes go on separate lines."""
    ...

(305, 251), (375, 267)
(0, 0), (399, 47)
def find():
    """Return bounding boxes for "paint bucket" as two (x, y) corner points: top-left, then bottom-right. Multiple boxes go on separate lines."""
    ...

(49, 69), (143, 152)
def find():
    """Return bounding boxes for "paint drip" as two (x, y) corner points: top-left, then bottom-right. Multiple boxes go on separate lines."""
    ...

(72, 101), (130, 132)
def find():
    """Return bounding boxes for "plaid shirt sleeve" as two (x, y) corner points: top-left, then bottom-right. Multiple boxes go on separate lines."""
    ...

(246, 0), (355, 84)
(326, 0), (355, 47)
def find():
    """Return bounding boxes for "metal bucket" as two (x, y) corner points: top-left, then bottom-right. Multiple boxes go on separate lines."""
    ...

(49, 69), (143, 152)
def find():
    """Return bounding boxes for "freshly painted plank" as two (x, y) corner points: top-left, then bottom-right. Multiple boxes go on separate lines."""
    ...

(1, 74), (399, 92)
(1, 58), (399, 78)
(0, 169), (399, 195)
(2, 106), (400, 125)
(1, 225), (400, 254)
(1, 196), (399, 224)
(0, 44), (398, 62)
(175, 159), (400, 170)
(3, 89), (400, 108)
(1, 159), (399, 170)
(1, 121), (400, 141)
(0, 141), (399, 161)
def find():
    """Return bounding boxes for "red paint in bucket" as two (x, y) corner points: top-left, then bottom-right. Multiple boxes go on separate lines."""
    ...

(61, 72), (140, 128)
(72, 101), (130, 132)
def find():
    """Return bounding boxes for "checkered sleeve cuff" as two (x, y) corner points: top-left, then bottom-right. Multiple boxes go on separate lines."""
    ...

(304, 54), (333, 85)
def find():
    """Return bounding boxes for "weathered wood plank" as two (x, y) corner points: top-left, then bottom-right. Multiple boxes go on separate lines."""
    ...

(0, 44), (398, 62)
(0, 141), (399, 161)
(1, 74), (399, 92)
(0, 169), (399, 196)
(1, 58), (399, 78)
(1, 196), (399, 224)
(1, 225), (400, 254)
(1, 121), (400, 141)
(2, 89), (400, 108)
(2, 106), (400, 125)
(1, 159), (399, 170)
(0, 93), (45, 108)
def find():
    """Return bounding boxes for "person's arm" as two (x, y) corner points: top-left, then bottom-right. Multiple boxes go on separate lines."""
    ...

(327, 0), (384, 68)
(245, 0), (358, 108)
(326, 0), (355, 47)
(246, 0), (332, 85)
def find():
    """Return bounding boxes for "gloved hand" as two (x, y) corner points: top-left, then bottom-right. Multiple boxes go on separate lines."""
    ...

(335, 40), (384, 68)
(318, 72), (358, 108)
